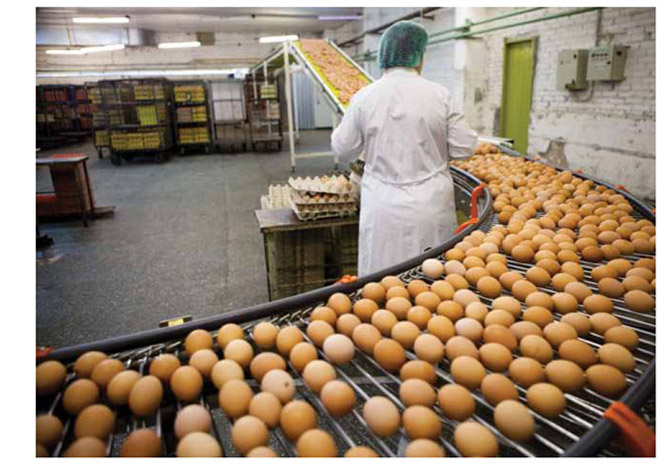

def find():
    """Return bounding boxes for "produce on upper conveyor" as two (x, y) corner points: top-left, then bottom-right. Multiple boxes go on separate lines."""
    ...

(297, 39), (370, 106)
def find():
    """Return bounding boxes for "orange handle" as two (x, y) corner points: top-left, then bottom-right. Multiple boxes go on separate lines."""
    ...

(603, 401), (655, 457)
(36, 346), (52, 360)
(455, 217), (479, 234)
(336, 275), (358, 284)
(470, 183), (486, 219)
(616, 184), (631, 194)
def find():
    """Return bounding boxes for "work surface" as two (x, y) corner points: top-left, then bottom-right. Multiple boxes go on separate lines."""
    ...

(36, 130), (336, 348)
(255, 207), (358, 233)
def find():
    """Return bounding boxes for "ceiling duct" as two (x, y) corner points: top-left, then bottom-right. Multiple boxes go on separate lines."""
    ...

(197, 32), (216, 46)
(127, 28), (156, 46)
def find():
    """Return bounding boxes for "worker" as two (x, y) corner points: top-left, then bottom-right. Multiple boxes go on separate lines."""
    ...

(331, 20), (478, 277)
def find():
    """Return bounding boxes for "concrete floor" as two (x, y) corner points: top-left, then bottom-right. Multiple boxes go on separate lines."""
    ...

(37, 130), (337, 348)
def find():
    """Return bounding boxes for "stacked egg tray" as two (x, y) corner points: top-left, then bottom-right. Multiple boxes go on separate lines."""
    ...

(288, 175), (359, 221)
(261, 184), (292, 210)
(36, 163), (655, 457)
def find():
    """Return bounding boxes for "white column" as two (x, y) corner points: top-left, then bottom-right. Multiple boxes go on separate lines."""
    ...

(283, 41), (297, 171)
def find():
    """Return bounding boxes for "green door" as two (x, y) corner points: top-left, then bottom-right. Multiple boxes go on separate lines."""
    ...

(500, 37), (537, 155)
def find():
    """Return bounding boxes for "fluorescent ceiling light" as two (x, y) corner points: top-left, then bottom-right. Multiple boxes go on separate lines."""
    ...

(259, 35), (299, 44)
(158, 41), (201, 49)
(318, 15), (363, 21)
(36, 68), (250, 79)
(44, 44), (125, 55)
(72, 17), (129, 24)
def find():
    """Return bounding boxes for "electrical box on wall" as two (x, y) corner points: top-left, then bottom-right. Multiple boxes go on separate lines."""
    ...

(587, 45), (628, 81)
(556, 49), (588, 91)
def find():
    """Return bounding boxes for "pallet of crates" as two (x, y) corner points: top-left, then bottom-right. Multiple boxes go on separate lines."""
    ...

(101, 78), (174, 166)
(172, 80), (214, 154)
(245, 75), (283, 152)
(36, 85), (88, 149)
(210, 79), (248, 153)
(86, 82), (113, 159)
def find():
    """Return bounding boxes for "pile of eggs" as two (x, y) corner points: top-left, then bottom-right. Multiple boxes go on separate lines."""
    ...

(36, 153), (654, 457)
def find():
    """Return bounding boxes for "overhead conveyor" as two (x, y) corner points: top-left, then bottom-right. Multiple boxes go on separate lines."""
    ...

(249, 39), (374, 171)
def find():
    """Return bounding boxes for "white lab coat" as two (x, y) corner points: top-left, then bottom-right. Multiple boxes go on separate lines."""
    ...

(331, 68), (477, 277)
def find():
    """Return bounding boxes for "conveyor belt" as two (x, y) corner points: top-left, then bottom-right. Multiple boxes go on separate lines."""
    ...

(37, 157), (655, 457)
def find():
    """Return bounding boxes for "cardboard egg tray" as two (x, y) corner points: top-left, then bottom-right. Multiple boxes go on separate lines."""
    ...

(265, 184), (292, 210)
(289, 196), (358, 221)
(288, 174), (359, 196)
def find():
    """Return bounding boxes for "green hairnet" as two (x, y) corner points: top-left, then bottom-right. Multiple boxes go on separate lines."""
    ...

(377, 21), (429, 70)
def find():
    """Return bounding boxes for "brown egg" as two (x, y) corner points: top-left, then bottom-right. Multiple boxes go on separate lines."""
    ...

(624, 290), (655, 313)
(427, 315), (455, 343)
(37, 443), (48, 456)
(363, 282), (386, 302)
(386, 296), (412, 319)
(586, 364), (627, 397)
(512, 244), (535, 263)
(297, 429), (337, 457)
(608, 258), (633, 276)
(107, 370), (141, 405)
(231, 415), (269, 455)
(551, 273), (578, 292)
(523, 306), (554, 328)
(261, 369), (296, 403)
(604, 326), (640, 351)
(302, 360), (336, 393)
(170, 366), (203, 402)
(483, 324), (518, 351)
(381, 276), (404, 290)
(454, 422), (498, 457)
(446, 273), (470, 290)
(564, 282), (593, 302)
(626, 267), (655, 282)
(307, 320), (335, 348)
(74, 404), (115, 439)
(253, 321), (280, 349)
(289, 342), (318, 373)
(437, 383), (475, 421)
(323, 334), (355, 364)
(363, 396), (401, 436)
(510, 320), (543, 341)
(431, 280), (456, 300)
(310, 307), (338, 326)
(484, 309), (515, 327)
(249, 352), (286, 382)
(494, 400), (535, 442)
(524, 291), (554, 311)
(543, 321), (578, 348)
(217, 323), (244, 350)
(401, 360), (437, 385)
(407, 306), (432, 329)
(526, 383), (566, 418)
(557, 250), (579, 263)
(247, 392), (282, 429)
(598, 343), (636, 372)
(328, 293), (352, 315)
(64, 437), (107, 457)
(391, 321), (420, 349)
(247, 446), (278, 457)
(481, 373), (518, 406)
(451, 356), (486, 390)
(129, 375), (163, 417)
(280, 400), (318, 440)
(465, 302), (489, 323)
(222, 340), (253, 369)
(597, 278), (625, 299)
(559, 314), (590, 338)
(591, 265), (619, 282)
(526, 266), (551, 287)
(276, 326), (305, 356)
(373, 338), (406, 372)
(453, 289), (480, 308)
(445, 260), (467, 276)
(63, 379), (100, 415)
(352, 324), (382, 354)
(486, 261), (508, 279)
(407, 279), (430, 298)
(149, 354), (181, 384)
(121, 429), (162, 457)
(446, 336), (479, 360)
(589, 312), (621, 335)
(189, 349), (219, 379)
(319, 380), (356, 417)
(218, 379), (253, 418)
(36, 360), (67, 396)
(551, 292), (579, 314)
(386, 285), (410, 300)
(74, 351), (108, 379)
(405, 439), (445, 457)
(184, 330), (213, 355)
(545, 360), (586, 392)
(209, 360), (243, 390)
(353, 299), (379, 323)
(437, 300), (465, 322)
(403, 406), (441, 440)
(466, 267), (490, 286)
(400, 378), (436, 407)
(536, 258), (560, 276)
(455, 317), (483, 344)
(414, 291), (442, 312)
(176, 432), (223, 457)
(36, 414), (63, 448)
(622, 275), (652, 293)
(174, 404), (212, 438)
(509, 357), (545, 388)
(492, 296), (522, 317)
(520, 335), (553, 363)
(558, 339), (597, 369)
(583, 294), (614, 314)
(512, 280), (538, 302)
(414, 334), (445, 364)
(371, 309), (398, 336)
